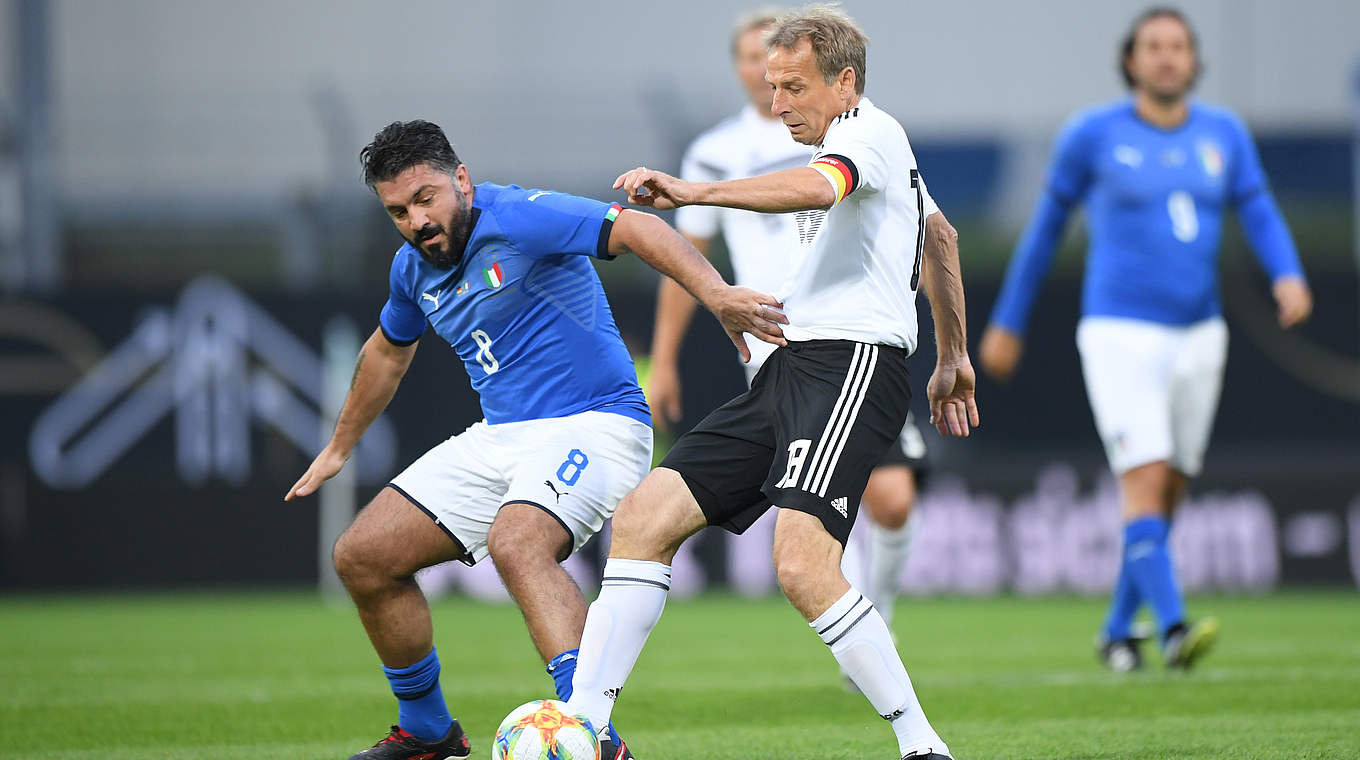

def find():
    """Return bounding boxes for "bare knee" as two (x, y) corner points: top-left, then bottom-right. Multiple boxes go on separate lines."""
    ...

(608, 491), (679, 562)
(773, 547), (819, 601)
(863, 468), (916, 530)
(333, 526), (389, 597)
(607, 469), (706, 563)
(488, 504), (570, 572)
(1121, 461), (1175, 520)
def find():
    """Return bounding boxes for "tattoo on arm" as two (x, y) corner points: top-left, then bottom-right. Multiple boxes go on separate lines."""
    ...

(350, 350), (366, 391)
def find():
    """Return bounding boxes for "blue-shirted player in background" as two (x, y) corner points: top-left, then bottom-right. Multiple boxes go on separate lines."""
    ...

(980, 7), (1312, 672)
(285, 120), (786, 760)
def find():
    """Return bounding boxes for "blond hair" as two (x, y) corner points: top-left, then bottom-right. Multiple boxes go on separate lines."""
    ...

(765, 3), (868, 94)
(731, 7), (784, 57)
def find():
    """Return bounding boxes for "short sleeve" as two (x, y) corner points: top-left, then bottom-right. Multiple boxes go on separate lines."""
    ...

(1226, 112), (1268, 206)
(378, 253), (425, 346)
(675, 140), (723, 239)
(497, 190), (623, 260)
(811, 116), (889, 205)
(918, 171), (940, 217)
(1044, 111), (1098, 206)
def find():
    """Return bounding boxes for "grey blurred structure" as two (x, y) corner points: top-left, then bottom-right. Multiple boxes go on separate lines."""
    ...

(0, 0), (1357, 293)
(0, 1), (1357, 593)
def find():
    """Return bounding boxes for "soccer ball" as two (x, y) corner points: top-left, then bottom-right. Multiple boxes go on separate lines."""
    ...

(493, 699), (600, 760)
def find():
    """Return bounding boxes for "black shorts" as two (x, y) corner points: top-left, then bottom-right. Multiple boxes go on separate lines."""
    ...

(660, 339), (911, 545)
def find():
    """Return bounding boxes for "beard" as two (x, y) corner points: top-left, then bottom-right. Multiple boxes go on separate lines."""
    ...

(1142, 67), (1195, 104)
(409, 194), (474, 270)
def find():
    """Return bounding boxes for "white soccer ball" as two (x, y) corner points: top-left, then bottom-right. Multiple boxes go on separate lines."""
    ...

(492, 699), (600, 760)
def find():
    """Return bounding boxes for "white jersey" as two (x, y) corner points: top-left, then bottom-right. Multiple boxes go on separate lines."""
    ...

(778, 97), (937, 354)
(676, 105), (813, 370)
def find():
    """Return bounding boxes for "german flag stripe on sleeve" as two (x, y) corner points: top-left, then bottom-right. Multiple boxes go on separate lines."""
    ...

(810, 153), (860, 205)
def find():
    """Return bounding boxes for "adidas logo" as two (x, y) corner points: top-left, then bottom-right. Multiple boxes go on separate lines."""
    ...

(831, 496), (849, 517)
(603, 687), (622, 701)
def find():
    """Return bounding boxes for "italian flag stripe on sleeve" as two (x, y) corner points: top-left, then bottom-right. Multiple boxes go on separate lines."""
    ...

(810, 154), (859, 205)
(596, 203), (624, 258)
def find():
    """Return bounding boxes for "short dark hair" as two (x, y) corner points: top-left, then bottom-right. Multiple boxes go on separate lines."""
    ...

(359, 120), (462, 189)
(1119, 6), (1201, 89)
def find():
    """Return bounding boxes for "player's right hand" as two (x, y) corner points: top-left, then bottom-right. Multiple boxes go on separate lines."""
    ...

(647, 360), (684, 432)
(1272, 275), (1313, 328)
(979, 325), (1024, 383)
(284, 446), (349, 501)
(712, 286), (787, 363)
(613, 167), (693, 210)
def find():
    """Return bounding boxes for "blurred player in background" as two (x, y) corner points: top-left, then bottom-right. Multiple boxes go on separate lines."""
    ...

(979, 7), (1312, 671)
(284, 120), (783, 760)
(569, 7), (975, 759)
(648, 7), (929, 648)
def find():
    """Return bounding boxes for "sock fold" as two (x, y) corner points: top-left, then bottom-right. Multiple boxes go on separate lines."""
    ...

(383, 648), (453, 742)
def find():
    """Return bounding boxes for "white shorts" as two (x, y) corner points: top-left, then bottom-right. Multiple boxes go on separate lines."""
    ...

(388, 410), (653, 565)
(1076, 316), (1228, 477)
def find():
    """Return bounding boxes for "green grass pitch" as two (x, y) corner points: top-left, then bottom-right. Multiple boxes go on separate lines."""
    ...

(2, 592), (1357, 759)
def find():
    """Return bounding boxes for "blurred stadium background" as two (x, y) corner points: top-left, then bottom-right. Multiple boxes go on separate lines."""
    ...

(0, 2), (1357, 757)
(2, 0), (1354, 594)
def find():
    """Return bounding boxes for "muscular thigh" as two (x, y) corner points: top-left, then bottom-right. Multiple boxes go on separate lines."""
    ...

(339, 486), (465, 577)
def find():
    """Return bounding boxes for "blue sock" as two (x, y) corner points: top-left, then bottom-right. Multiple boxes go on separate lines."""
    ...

(383, 648), (453, 742)
(1122, 517), (1186, 640)
(1102, 552), (1142, 641)
(548, 648), (618, 738)
(547, 649), (579, 700)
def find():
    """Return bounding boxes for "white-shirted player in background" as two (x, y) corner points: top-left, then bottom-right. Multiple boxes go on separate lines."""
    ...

(568, 7), (976, 759)
(648, 8), (931, 644)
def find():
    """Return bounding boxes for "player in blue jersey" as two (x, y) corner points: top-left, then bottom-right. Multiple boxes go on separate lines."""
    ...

(284, 120), (786, 760)
(980, 7), (1312, 672)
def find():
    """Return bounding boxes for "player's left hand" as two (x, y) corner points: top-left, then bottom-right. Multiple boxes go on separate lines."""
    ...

(613, 167), (694, 210)
(927, 358), (981, 437)
(1272, 276), (1312, 328)
(711, 286), (788, 363)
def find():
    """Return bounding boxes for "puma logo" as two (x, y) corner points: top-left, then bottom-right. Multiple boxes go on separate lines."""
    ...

(544, 480), (569, 503)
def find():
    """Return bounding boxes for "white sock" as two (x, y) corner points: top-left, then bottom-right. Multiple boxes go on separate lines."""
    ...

(812, 588), (948, 759)
(865, 512), (918, 627)
(839, 530), (867, 591)
(567, 559), (671, 733)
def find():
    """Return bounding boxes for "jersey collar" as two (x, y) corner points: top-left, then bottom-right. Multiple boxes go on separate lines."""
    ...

(818, 96), (872, 148)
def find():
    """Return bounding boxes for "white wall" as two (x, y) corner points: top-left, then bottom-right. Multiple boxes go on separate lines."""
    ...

(14, 0), (1359, 202)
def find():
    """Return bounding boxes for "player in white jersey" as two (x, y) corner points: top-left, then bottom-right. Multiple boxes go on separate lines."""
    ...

(568, 7), (977, 759)
(649, 9), (930, 637)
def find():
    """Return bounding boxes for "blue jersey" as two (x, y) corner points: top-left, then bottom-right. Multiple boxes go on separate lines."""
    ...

(991, 99), (1304, 332)
(379, 182), (649, 426)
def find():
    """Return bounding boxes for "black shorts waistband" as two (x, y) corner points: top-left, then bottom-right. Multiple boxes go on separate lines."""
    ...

(784, 339), (908, 358)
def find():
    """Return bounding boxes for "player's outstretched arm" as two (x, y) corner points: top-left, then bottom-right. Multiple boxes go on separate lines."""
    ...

(920, 210), (980, 437)
(614, 166), (835, 213)
(608, 209), (787, 363)
(284, 327), (417, 501)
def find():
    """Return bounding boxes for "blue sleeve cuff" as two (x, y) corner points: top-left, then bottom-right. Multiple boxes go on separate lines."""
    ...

(594, 203), (622, 260)
(379, 322), (421, 347)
